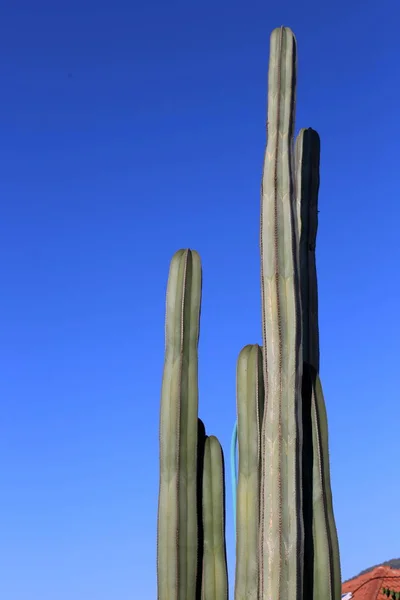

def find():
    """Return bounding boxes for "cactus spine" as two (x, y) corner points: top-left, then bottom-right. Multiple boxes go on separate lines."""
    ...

(157, 249), (202, 600)
(259, 26), (304, 600)
(201, 436), (229, 600)
(234, 345), (264, 600)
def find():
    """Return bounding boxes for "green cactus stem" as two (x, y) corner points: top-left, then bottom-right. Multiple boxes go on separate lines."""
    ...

(296, 127), (341, 599)
(157, 249), (202, 600)
(201, 435), (229, 600)
(230, 420), (238, 535)
(302, 364), (342, 600)
(259, 26), (304, 600)
(234, 345), (264, 600)
(197, 419), (207, 600)
(295, 127), (321, 372)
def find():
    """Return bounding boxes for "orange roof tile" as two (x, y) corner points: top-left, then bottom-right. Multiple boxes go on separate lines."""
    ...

(342, 565), (400, 600)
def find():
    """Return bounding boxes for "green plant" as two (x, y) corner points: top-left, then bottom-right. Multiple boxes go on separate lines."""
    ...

(157, 249), (202, 600)
(235, 345), (264, 600)
(383, 588), (400, 599)
(202, 436), (229, 600)
(157, 26), (341, 600)
(296, 125), (341, 600)
(258, 27), (302, 599)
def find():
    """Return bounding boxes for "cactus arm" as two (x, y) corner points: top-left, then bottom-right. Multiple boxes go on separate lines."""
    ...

(295, 128), (320, 371)
(201, 436), (229, 600)
(230, 420), (238, 535)
(234, 345), (264, 600)
(259, 26), (304, 600)
(157, 249), (202, 600)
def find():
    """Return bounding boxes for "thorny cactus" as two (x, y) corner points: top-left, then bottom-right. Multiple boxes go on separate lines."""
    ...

(201, 436), (229, 600)
(296, 128), (341, 600)
(157, 249), (202, 600)
(258, 26), (303, 600)
(235, 345), (264, 600)
(157, 25), (341, 600)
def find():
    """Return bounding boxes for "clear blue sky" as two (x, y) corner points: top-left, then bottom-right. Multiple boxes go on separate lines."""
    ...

(0, 0), (399, 598)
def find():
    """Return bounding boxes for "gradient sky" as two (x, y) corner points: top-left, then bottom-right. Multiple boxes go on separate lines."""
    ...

(0, 0), (399, 598)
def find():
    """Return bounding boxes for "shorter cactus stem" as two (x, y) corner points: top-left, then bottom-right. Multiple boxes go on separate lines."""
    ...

(302, 363), (342, 600)
(235, 344), (264, 600)
(230, 420), (238, 534)
(157, 249), (202, 600)
(201, 436), (229, 600)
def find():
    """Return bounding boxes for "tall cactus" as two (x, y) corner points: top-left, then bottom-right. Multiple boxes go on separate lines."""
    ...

(235, 345), (264, 600)
(296, 128), (341, 599)
(295, 128), (320, 372)
(296, 128), (321, 600)
(201, 436), (229, 600)
(157, 249), (202, 600)
(259, 26), (304, 600)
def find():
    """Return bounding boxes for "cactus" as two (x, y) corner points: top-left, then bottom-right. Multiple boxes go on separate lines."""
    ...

(296, 127), (320, 600)
(234, 345), (264, 600)
(259, 26), (304, 600)
(197, 419), (207, 600)
(295, 128), (320, 372)
(301, 364), (342, 600)
(156, 25), (342, 600)
(201, 436), (229, 600)
(157, 249), (202, 600)
(230, 420), (238, 535)
(310, 369), (341, 600)
(296, 127), (341, 599)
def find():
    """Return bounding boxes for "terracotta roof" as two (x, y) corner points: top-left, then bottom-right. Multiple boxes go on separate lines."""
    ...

(342, 566), (400, 599)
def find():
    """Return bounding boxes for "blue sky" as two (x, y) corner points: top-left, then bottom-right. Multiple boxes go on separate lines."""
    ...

(0, 0), (399, 598)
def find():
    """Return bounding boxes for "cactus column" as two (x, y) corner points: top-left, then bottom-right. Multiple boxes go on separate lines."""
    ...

(259, 26), (304, 600)
(235, 345), (264, 600)
(197, 419), (207, 600)
(295, 128), (320, 372)
(295, 128), (341, 600)
(157, 249), (202, 600)
(201, 436), (229, 600)
(303, 365), (342, 600)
